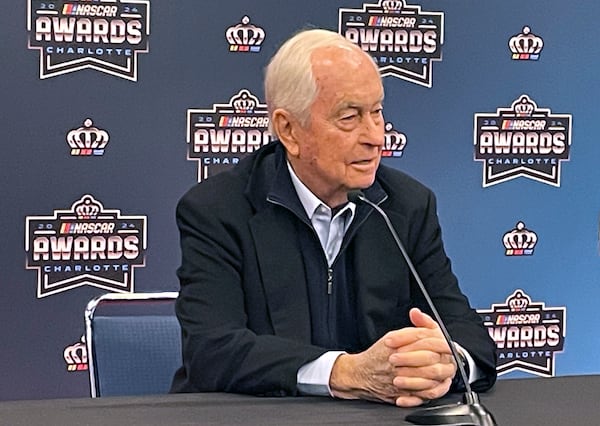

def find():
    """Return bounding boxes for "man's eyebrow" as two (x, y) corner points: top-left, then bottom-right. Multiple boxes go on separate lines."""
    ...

(335, 99), (384, 113)
(336, 102), (361, 111)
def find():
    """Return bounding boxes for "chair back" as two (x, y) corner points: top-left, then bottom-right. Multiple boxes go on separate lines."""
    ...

(85, 292), (181, 397)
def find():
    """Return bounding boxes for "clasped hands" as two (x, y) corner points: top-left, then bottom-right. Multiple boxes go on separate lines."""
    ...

(330, 307), (457, 407)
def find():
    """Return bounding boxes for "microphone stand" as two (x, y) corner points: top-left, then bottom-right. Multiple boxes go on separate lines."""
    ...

(349, 191), (496, 426)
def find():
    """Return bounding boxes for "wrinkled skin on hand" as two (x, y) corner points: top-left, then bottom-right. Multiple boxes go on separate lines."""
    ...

(330, 308), (457, 407)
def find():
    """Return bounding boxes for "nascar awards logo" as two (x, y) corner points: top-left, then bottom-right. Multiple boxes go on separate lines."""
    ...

(66, 118), (109, 156)
(338, 0), (444, 88)
(226, 16), (265, 52)
(503, 221), (537, 256)
(474, 95), (572, 187)
(478, 289), (566, 377)
(383, 122), (407, 158)
(186, 89), (271, 181)
(509, 26), (543, 60)
(27, 0), (150, 80)
(25, 194), (147, 298)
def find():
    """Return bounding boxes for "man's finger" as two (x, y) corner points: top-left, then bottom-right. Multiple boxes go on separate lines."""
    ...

(389, 350), (455, 368)
(409, 307), (439, 330)
(395, 394), (429, 408)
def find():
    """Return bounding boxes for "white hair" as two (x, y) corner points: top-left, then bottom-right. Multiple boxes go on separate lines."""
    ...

(264, 28), (377, 136)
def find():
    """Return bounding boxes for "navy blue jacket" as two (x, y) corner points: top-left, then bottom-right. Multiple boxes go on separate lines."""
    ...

(171, 141), (497, 396)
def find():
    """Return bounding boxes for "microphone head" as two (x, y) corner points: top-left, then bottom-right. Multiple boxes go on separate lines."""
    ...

(347, 190), (365, 204)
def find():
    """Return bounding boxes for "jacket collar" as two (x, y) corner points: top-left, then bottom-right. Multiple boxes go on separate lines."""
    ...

(244, 141), (395, 344)
(244, 141), (388, 215)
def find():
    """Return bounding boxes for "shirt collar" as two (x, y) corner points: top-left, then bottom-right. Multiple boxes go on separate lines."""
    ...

(286, 161), (356, 221)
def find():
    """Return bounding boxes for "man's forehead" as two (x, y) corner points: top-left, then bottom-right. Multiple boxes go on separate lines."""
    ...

(315, 75), (384, 113)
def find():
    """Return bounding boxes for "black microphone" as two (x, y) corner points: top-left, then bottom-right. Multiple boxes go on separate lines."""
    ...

(347, 190), (496, 426)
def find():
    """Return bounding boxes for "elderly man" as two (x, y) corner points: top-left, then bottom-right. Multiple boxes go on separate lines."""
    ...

(171, 28), (496, 407)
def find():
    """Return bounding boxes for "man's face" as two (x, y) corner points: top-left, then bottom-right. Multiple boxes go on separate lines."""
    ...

(289, 45), (385, 207)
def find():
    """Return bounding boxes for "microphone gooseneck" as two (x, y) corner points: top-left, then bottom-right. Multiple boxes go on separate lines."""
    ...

(348, 190), (496, 426)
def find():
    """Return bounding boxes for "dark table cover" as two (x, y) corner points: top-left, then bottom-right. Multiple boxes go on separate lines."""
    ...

(0, 375), (597, 425)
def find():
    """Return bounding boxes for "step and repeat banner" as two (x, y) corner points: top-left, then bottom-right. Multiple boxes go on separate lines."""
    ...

(1, 0), (598, 400)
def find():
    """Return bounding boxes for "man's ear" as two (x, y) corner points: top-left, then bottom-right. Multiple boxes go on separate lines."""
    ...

(271, 108), (300, 157)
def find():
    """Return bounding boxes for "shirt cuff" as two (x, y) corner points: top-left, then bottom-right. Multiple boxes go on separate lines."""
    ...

(454, 342), (485, 383)
(297, 351), (346, 396)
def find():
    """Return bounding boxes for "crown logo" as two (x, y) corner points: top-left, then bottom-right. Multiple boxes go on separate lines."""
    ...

(507, 290), (531, 312)
(509, 26), (544, 60)
(381, 0), (404, 13)
(226, 16), (265, 52)
(66, 118), (109, 156)
(72, 195), (103, 219)
(231, 89), (259, 113)
(503, 221), (538, 255)
(63, 336), (88, 371)
(511, 95), (537, 117)
(383, 122), (407, 157)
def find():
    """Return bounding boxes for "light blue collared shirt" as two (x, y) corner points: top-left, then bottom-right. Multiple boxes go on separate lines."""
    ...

(286, 162), (355, 266)
(287, 162), (483, 396)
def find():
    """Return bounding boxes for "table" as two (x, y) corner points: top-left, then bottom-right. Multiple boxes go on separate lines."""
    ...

(0, 375), (597, 425)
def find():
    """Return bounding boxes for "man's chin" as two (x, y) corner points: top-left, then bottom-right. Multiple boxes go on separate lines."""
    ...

(348, 177), (376, 193)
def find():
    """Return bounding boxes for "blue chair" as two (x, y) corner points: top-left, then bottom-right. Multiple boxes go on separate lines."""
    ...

(84, 292), (181, 397)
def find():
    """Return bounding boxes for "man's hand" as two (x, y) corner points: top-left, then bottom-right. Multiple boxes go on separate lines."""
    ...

(329, 308), (457, 407)
(329, 330), (401, 404)
(385, 308), (457, 406)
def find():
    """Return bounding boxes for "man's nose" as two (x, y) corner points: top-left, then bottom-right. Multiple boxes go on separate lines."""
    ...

(361, 114), (385, 146)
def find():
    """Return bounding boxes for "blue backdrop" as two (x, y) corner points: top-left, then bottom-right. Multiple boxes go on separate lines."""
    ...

(1, 0), (598, 400)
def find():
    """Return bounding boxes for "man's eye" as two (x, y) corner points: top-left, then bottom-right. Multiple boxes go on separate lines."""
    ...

(341, 114), (358, 121)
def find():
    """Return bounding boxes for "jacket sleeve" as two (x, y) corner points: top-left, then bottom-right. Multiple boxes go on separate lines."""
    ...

(403, 189), (497, 392)
(171, 185), (326, 396)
